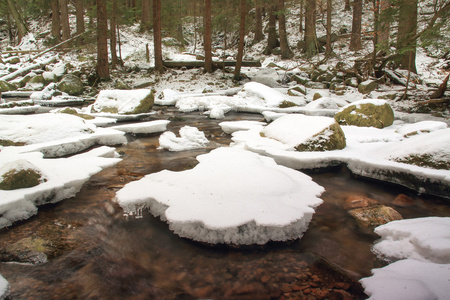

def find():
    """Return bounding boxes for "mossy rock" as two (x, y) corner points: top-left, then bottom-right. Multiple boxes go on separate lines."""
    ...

(296, 122), (346, 151)
(394, 154), (449, 170)
(288, 85), (307, 96)
(349, 205), (402, 229)
(278, 100), (298, 108)
(0, 80), (16, 92)
(128, 90), (154, 114)
(57, 74), (84, 96)
(0, 139), (26, 146)
(358, 79), (378, 94)
(334, 100), (394, 128)
(29, 74), (45, 84)
(58, 107), (95, 120)
(0, 168), (44, 190)
(313, 92), (323, 100)
(291, 74), (309, 85)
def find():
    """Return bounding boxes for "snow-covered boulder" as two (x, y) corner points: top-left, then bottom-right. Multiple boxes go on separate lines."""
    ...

(92, 89), (155, 114)
(262, 114), (346, 151)
(238, 82), (288, 107)
(334, 99), (394, 128)
(57, 74), (84, 96)
(158, 126), (209, 151)
(251, 68), (280, 87)
(0, 159), (46, 190)
(115, 148), (324, 245)
(358, 79), (378, 94)
(42, 71), (58, 84)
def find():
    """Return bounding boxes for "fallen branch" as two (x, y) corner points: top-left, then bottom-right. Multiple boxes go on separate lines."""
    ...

(0, 55), (57, 82)
(163, 60), (261, 69)
(430, 73), (449, 99)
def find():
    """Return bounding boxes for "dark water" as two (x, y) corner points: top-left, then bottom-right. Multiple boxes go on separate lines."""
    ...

(1, 111), (449, 299)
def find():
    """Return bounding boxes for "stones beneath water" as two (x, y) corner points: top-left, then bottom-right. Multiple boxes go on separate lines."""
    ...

(392, 194), (415, 207)
(344, 195), (380, 210)
(349, 205), (403, 229)
(334, 99), (394, 129)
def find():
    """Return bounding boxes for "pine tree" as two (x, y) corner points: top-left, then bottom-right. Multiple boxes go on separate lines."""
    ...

(51, 0), (61, 42)
(154, 0), (163, 73)
(304, 0), (317, 57)
(204, 0), (213, 73)
(278, 0), (293, 59)
(350, 0), (362, 51)
(97, 0), (110, 80)
(234, 0), (245, 80)
(59, 0), (71, 41)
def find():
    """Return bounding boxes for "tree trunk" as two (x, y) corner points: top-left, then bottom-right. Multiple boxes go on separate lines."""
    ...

(299, 0), (303, 33)
(6, 0), (28, 43)
(397, 0), (418, 73)
(75, 0), (85, 36)
(263, 4), (279, 55)
(153, 0), (163, 73)
(279, 0), (293, 59)
(97, 0), (110, 80)
(234, 0), (246, 80)
(204, 0), (213, 73)
(350, 0), (362, 51)
(51, 0), (61, 42)
(253, 0), (264, 43)
(141, 0), (151, 32)
(325, 0), (332, 57)
(111, 0), (118, 69)
(304, 0), (317, 57)
(345, 0), (351, 10)
(59, 0), (71, 41)
(378, 0), (390, 50)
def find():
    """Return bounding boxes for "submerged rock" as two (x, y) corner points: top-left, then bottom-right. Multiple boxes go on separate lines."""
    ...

(334, 99), (394, 128)
(349, 205), (402, 229)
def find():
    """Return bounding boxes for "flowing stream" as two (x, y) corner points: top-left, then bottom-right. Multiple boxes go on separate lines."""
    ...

(1, 110), (449, 299)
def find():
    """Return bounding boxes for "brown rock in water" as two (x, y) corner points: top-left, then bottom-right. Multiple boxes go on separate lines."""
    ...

(349, 205), (403, 228)
(344, 195), (380, 210)
(392, 194), (415, 207)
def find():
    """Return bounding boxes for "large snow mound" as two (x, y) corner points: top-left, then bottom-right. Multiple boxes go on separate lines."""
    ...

(0, 146), (121, 228)
(372, 217), (450, 264)
(360, 259), (450, 300)
(115, 147), (324, 245)
(92, 89), (154, 114)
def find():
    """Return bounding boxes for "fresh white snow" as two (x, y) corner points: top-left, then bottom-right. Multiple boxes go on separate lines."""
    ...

(0, 274), (8, 300)
(114, 147), (324, 245)
(361, 217), (450, 300)
(158, 126), (209, 151)
(92, 89), (153, 114)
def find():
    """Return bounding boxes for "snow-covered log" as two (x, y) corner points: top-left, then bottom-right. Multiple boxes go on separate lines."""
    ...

(0, 56), (58, 82)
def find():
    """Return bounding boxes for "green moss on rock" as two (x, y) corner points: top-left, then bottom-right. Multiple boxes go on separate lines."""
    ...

(296, 122), (346, 151)
(334, 101), (394, 128)
(278, 100), (298, 108)
(57, 74), (84, 96)
(58, 107), (95, 120)
(127, 90), (155, 114)
(0, 168), (45, 190)
(394, 154), (449, 170)
(0, 139), (26, 146)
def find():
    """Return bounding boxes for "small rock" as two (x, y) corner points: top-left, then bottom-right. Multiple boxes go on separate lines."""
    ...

(358, 79), (378, 94)
(344, 195), (380, 210)
(392, 194), (415, 207)
(349, 205), (403, 228)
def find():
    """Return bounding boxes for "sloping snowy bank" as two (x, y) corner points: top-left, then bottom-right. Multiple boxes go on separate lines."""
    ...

(0, 146), (121, 228)
(361, 217), (450, 300)
(115, 147), (324, 245)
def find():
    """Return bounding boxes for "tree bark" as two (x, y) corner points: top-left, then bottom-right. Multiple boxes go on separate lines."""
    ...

(397, 0), (418, 73)
(75, 0), (85, 36)
(111, 0), (119, 69)
(6, 0), (28, 43)
(97, 0), (110, 80)
(253, 0), (264, 43)
(59, 0), (71, 41)
(234, 0), (246, 80)
(263, 4), (279, 55)
(345, 0), (351, 10)
(325, 0), (332, 57)
(304, 0), (317, 57)
(51, 0), (61, 42)
(378, 0), (390, 50)
(350, 0), (362, 51)
(279, 0), (293, 59)
(153, 0), (163, 73)
(141, 0), (151, 32)
(204, 0), (213, 73)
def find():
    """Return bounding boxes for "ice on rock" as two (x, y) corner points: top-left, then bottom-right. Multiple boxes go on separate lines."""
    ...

(372, 217), (450, 264)
(0, 147), (121, 228)
(158, 126), (209, 151)
(115, 148), (324, 245)
(360, 259), (450, 300)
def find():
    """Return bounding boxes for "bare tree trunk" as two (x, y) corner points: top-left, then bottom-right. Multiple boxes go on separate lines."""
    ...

(304, 0), (317, 57)
(325, 0), (332, 57)
(234, 0), (246, 80)
(97, 0), (110, 80)
(75, 0), (85, 36)
(6, 0), (28, 43)
(263, 4), (279, 55)
(51, 0), (61, 42)
(141, 0), (151, 32)
(299, 0), (303, 33)
(253, 0), (264, 43)
(111, 0), (118, 69)
(350, 0), (362, 51)
(279, 0), (293, 59)
(153, 0), (163, 73)
(397, 0), (418, 73)
(378, 0), (390, 50)
(345, 0), (351, 10)
(59, 0), (71, 41)
(204, 0), (213, 73)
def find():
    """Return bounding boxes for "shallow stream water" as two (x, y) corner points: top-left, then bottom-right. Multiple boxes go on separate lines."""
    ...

(1, 110), (449, 299)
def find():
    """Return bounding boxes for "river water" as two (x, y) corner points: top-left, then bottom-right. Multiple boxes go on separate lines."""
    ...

(1, 110), (449, 299)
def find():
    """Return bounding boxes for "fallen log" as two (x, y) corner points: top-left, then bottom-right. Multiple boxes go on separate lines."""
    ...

(0, 55), (58, 82)
(430, 73), (449, 99)
(163, 60), (261, 69)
